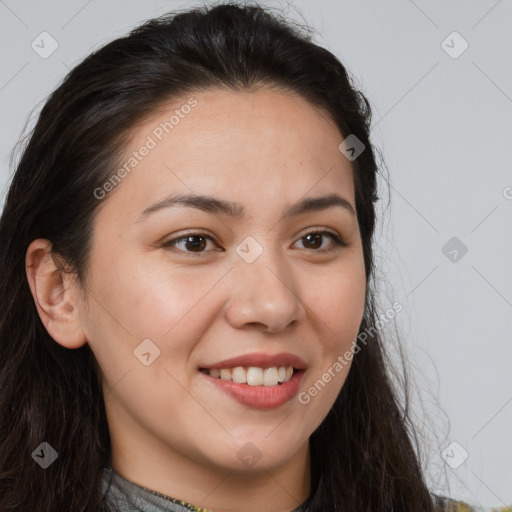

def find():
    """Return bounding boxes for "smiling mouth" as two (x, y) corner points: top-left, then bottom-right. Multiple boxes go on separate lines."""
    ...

(199, 366), (299, 386)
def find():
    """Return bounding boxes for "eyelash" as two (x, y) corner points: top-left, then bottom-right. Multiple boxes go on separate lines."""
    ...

(161, 229), (347, 255)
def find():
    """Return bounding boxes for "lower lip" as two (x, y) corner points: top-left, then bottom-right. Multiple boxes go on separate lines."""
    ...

(200, 370), (305, 410)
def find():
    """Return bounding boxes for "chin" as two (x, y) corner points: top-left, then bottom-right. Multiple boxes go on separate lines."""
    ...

(204, 437), (305, 473)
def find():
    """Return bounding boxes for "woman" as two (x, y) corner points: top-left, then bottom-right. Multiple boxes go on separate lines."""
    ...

(0, 3), (502, 511)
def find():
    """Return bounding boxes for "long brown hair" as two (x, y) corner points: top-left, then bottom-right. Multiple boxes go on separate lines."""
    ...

(0, 3), (438, 510)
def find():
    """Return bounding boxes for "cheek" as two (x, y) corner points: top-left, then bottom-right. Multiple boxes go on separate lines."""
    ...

(298, 256), (365, 414)
(309, 259), (366, 348)
(84, 253), (226, 376)
(82, 256), (215, 426)
(123, 263), (225, 346)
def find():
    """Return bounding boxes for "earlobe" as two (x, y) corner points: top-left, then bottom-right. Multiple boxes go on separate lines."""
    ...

(25, 238), (87, 349)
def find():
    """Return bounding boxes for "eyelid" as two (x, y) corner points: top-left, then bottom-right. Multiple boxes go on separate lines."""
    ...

(161, 229), (218, 250)
(294, 227), (347, 250)
(298, 226), (340, 238)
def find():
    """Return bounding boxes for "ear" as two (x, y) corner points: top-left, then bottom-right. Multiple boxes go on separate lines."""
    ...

(25, 238), (87, 349)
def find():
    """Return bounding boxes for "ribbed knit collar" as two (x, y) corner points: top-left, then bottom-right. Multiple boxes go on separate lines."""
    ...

(100, 467), (311, 512)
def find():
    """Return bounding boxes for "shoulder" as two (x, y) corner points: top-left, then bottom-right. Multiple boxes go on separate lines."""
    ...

(433, 494), (511, 512)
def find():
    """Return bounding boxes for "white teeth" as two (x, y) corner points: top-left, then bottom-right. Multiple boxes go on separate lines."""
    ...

(220, 368), (232, 381)
(205, 365), (295, 385)
(246, 367), (263, 386)
(263, 367), (279, 386)
(231, 367), (246, 383)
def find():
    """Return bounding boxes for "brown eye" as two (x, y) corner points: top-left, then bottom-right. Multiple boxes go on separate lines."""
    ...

(302, 233), (323, 249)
(162, 233), (217, 254)
(181, 235), (208, 252)
(295, 231), (347, 252)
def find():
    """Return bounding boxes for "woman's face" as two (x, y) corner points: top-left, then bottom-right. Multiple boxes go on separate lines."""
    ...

(78, 87), (366, 483)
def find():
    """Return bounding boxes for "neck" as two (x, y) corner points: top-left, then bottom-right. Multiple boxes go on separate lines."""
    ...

(110, 429), (311, 512)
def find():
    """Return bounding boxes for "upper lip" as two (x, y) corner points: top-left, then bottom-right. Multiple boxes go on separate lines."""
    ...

(200, 352), (307, 370)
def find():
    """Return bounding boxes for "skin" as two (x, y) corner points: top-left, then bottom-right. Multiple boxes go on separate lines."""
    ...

(25, 87), (366, 512)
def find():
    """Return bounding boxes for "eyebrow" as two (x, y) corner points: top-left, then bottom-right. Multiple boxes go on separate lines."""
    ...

(136, 192), (356, 223)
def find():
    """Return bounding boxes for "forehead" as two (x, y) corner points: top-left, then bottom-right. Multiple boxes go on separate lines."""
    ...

(98, 87), (355, 221)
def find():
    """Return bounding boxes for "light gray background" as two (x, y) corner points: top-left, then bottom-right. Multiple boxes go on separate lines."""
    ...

(1, 0), (511, 508)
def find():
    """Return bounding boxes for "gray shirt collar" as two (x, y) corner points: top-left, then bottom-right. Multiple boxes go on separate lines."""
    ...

(100, 467), (310, 512)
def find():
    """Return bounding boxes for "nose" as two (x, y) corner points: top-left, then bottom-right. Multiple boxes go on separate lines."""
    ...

(224, 247), (306, 333)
